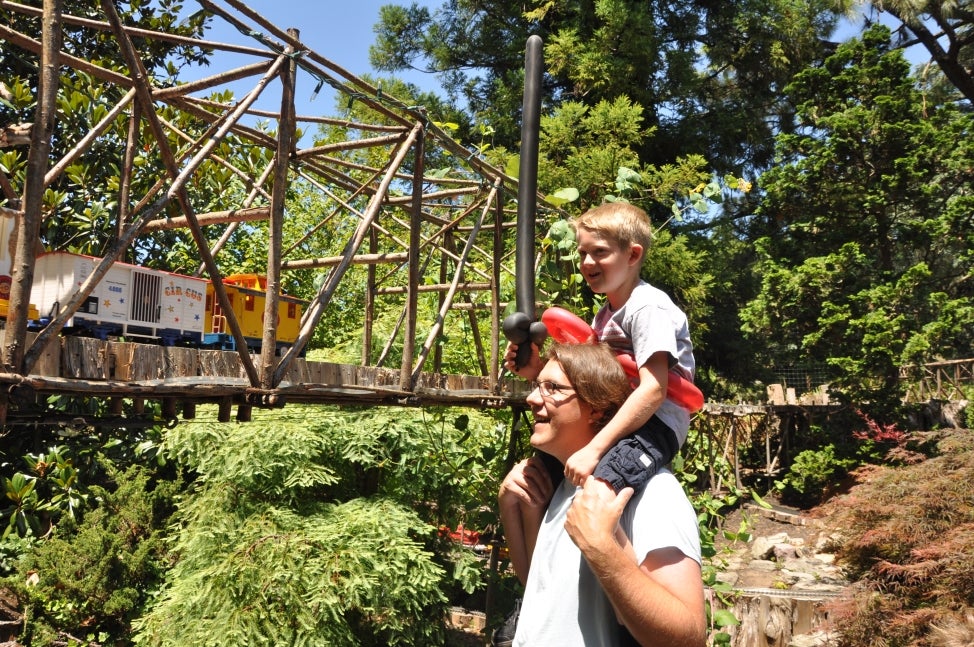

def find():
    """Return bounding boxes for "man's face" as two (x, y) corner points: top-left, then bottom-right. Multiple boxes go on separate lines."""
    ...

(576, 229), (641, 295)
(526, 360), (596, 461)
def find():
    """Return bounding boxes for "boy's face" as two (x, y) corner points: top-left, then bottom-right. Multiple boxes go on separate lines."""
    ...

(576, 229), (642, 296)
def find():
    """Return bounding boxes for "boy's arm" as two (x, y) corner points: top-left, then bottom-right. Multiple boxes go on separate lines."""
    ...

(563, 351), (669, 486)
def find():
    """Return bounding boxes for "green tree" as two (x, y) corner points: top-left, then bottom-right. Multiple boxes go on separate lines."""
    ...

(0, 0), (211, 259)
(371, 0), (840, 174)
(743, 25), (974, 405)
(847, 0), (974, 102)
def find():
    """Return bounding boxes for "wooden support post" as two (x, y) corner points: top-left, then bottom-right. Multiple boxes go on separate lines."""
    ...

(401, 125), (424, 390)
(2, 0), (63, 379)
(182, 401), (196, 420)
(363, 226), (377, 365)
(218, 398), (232, 423)
(490, 187), (503, 391)
(117, 99), (141, 245)
(236, 404), (252, 422)
(161, 398), (177, 421)
(260, 28), (298, 389)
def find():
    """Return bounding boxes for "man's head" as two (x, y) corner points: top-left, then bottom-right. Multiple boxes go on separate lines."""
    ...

(526, 342), (632, 462)
(571, 203), (652, 297)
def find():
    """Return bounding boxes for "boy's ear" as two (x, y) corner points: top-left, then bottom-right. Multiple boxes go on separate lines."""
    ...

(628, 244), (644, 265)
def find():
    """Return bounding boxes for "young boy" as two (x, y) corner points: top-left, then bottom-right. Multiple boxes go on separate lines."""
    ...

(505, 202), (695, 493)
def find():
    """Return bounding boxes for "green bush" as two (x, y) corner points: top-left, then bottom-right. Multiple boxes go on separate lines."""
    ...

(4, 463), (179, 646)
(774, 444), (855, 508)
(134, 406), (508, 646)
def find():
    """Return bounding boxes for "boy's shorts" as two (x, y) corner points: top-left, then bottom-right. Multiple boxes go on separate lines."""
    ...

(593, 416), (681, 493)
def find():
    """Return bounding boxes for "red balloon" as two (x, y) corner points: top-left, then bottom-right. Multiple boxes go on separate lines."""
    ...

(539, 306), (704, 412)
(540, 307), (595, 344)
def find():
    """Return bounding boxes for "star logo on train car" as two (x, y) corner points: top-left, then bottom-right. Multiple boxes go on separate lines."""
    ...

(103, 299), (111, 307)
(168, 305), (175, 313)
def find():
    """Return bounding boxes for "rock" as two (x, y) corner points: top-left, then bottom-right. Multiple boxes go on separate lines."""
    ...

(751, 532), (791, 559)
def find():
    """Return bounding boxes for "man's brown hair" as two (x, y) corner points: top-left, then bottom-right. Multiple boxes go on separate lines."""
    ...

(546, 342), (632, 430)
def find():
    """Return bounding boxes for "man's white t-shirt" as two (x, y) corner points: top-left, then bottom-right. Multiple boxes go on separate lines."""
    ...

(513, 471), (701, 646)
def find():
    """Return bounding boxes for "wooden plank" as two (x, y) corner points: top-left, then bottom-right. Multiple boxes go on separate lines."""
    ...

(199, 349), (242, 377)
(163, 346), (198, 378)
(62, 337), (109, 379)
(26, 332), (60, 376)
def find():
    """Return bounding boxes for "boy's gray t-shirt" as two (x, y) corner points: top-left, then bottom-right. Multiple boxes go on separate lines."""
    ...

(592, 280), (695, 441)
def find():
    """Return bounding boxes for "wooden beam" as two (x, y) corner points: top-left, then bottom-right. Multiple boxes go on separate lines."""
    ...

(3, 0), (63, 379)
(143, 207), (271, 232)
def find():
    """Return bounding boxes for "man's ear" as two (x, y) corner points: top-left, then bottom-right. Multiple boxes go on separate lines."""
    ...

(590, 409), (607, 427)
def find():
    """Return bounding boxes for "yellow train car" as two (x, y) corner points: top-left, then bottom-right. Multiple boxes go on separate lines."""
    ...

(203, 274), (305, 354)
(0, 297), (40, 324)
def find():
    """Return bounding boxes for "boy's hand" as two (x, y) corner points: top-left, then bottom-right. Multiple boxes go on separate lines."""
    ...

(503, 341), (542, 380)
(564, 444), (603, 487)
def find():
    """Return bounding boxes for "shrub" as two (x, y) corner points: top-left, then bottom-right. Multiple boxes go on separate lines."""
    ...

(824, 430), (974, 646)
(774, 444), (855, 508)
(4, 463), (178, 646)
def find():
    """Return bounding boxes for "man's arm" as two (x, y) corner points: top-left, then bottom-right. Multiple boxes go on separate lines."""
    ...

(497, 457), (555, 585)
(563, 351), (669, 486)
(565, 477), (706, 647)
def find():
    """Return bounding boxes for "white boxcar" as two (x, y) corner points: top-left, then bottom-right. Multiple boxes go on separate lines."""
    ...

(31, 252), (207, 344)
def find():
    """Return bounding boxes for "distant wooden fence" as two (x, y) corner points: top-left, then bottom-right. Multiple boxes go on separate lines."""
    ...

(687, 403), (829, 492)
(900, 358), (974, 402)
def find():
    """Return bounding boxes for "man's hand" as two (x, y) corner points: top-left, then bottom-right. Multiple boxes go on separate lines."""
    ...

(565, 476), (634, 555)
(503, 342), (542, 380)
(498, 456), (555, 512)
(563, 444), (603, 487)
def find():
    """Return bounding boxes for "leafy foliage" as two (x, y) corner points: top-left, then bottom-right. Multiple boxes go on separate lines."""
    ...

(744, 25), (974, 406)
(824, 430), (974, 647)
(0, 0), (211, 259)
(134, 406), (509, 646)
(4, 463), (179, 647)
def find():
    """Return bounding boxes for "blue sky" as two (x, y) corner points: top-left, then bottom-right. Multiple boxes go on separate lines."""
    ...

(181, 0), (442, 136)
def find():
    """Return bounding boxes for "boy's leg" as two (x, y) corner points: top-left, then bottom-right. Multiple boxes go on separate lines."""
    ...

(592, 417), (680, 493)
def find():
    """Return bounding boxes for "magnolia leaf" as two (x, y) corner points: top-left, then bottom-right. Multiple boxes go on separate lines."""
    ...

(505, 155), (520, 178)
(547, 187), (579, 206)
(712, 609), (741, 627)
(616, 166), (642, 184)
(432, 120), (459, 132)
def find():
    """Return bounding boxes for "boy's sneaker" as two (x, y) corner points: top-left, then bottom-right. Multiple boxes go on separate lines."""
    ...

(491, 597), (521, 647)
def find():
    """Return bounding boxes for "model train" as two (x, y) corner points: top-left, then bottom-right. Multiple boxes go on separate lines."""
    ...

(2, 250), (304, 355)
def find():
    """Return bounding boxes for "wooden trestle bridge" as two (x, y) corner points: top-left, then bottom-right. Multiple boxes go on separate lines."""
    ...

(0, 1), (965, 449)
(0, 0), (555, 423)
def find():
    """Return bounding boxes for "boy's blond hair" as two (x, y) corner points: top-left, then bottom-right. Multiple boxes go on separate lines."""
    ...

(571, 202), (653, 263)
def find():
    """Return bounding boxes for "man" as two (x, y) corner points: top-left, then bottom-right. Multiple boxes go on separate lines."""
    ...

(498, 342), (705, 646)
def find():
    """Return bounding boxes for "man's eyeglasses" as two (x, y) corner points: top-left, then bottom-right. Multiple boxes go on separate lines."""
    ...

(530, 380), (576, 399)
